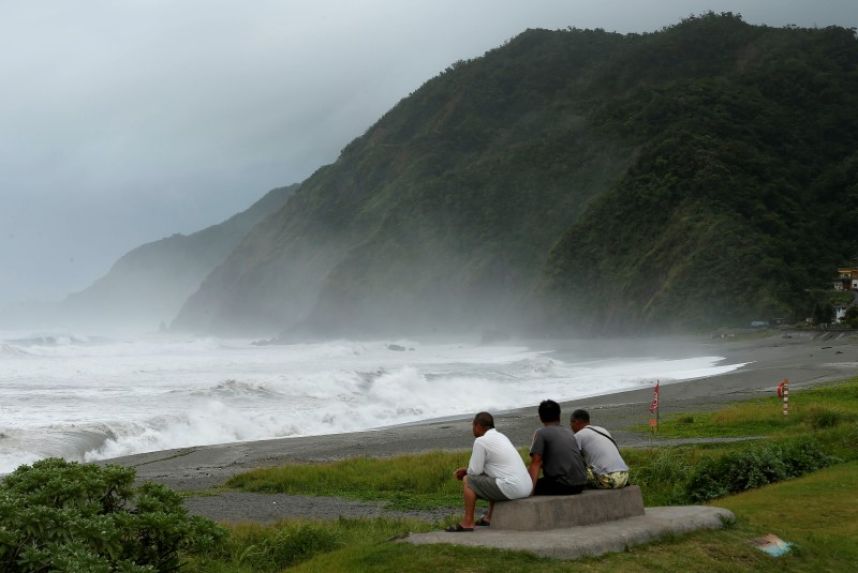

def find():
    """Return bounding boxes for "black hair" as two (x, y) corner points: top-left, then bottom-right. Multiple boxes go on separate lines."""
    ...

(473, 411), (495, 429)
(538, 399), (561, 423)
(571, 409), (590, 423)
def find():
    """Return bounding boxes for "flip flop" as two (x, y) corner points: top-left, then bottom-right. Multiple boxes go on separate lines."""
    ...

(475, 517), (491, 526)
(444, 523), (474, 532)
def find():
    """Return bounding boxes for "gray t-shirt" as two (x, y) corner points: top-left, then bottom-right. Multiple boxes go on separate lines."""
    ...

(530, 425), (588, 487)
(574, 425), (629, 475)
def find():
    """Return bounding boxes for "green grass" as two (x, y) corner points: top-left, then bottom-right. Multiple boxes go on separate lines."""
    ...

(197, 378), (858, 571)
(228, 443), (757, 508)
(228, 450), (474, 510)
(228, 379), (858, 509)
(641, 377), (858, 439)
(191, 462), (858, 572)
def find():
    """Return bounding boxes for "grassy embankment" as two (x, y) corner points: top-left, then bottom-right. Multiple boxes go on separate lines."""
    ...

(186, 379), (858, 572)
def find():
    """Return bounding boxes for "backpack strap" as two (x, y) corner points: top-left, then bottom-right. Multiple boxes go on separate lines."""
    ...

(583, 426), (621, 455)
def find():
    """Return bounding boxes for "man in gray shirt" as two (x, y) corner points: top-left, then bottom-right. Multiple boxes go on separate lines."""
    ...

(571, 409), (630, 489)
(529, 400), (588, 495)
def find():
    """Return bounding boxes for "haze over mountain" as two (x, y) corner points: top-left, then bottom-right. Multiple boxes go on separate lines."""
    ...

(172, 14), (858, 336)
(0, 185), (296, 332)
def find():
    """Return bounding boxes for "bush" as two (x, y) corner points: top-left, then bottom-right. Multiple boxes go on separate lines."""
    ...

(0, 458), (224, 572)
(685, 438), (834, 502)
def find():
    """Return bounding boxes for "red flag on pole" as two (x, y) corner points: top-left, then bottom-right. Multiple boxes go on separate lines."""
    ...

(649, 381), (660, 414)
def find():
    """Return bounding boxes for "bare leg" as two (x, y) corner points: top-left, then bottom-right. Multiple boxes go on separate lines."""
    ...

(484, 501), (495, 523)
(461, 477), (477, 528)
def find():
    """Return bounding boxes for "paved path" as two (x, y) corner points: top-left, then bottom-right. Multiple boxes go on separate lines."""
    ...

(406, 506), (734, 559)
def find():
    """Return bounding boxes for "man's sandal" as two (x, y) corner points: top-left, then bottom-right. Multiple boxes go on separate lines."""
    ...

(444, 523), (474, 532)
(474, 517), (491, 527)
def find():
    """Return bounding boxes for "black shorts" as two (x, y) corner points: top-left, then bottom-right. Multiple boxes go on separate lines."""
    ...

(534, 477), (584, 496)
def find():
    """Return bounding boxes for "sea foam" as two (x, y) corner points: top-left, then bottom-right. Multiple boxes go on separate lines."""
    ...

(0, 333), (745, 473)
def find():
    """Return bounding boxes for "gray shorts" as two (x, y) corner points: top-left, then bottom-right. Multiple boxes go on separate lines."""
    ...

(466, 474), (511, 501)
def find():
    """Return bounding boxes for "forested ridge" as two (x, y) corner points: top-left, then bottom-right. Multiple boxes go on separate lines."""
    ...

(174, 14), (858, 335)
(543, 14), (858, 330)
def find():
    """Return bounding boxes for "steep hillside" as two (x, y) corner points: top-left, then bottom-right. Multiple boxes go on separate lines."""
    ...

(1, 185), (297, 332)
(176, 14), (858, 336)
(173, 27), (636, 334)
(542, 16), (858, 331)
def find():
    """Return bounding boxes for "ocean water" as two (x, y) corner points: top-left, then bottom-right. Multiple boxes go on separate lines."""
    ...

(0, 332), (746, 473)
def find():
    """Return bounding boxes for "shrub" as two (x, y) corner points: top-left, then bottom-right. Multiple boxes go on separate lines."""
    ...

(0, 458), (224, 572)
(685, 438), (834, 502)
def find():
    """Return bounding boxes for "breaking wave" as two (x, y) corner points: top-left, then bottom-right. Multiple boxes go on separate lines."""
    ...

(0, 335), (747, 473)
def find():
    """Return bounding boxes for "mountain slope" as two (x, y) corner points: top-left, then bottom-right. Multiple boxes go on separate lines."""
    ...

(176, 14), (858, 336)
(173, 28), (636, 334)
(542, 16), (858, 331)
(1, 184), (297, 332)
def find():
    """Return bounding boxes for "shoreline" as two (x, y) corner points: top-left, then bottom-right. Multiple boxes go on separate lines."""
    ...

(103, 331), (858, 492)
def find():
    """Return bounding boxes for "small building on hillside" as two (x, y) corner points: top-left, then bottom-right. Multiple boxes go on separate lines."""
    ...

(833, 267), (858, 291)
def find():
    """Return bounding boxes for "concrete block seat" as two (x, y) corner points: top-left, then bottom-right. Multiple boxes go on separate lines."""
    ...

(490, 486), (645, 531)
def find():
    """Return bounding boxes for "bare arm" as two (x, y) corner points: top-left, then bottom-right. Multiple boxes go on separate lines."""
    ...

(528, 453), (543, 491)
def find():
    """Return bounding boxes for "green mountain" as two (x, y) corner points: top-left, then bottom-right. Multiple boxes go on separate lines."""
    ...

(174, 14), (858, 336)
(1, 185), (297, 332)
(542, 15), (858, 331)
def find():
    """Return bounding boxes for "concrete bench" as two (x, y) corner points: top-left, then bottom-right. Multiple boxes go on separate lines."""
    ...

(490, 486), (645, 531)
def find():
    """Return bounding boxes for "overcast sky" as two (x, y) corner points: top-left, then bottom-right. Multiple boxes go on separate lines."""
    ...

(1, 0), (855, 305)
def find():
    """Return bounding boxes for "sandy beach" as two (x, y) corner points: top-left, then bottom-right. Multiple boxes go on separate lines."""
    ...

(103, 331), (858, 522)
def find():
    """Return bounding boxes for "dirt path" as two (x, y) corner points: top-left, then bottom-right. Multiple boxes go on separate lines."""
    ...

(183, 492), (451, 524)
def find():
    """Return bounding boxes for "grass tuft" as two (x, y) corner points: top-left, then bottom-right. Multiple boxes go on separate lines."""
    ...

(227, 451), (474, 510)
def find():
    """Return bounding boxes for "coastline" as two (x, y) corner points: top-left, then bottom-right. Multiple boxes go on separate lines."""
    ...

(103, 331), (858, 492)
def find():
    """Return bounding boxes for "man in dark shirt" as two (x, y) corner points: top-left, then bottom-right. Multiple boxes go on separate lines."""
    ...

(529, 399), (588, 495)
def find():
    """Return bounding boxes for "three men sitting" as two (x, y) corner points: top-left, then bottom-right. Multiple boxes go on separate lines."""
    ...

(450, 403), (629, 531)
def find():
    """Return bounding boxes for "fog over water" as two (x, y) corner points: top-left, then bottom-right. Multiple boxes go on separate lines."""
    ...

(0, 332), (747, 473)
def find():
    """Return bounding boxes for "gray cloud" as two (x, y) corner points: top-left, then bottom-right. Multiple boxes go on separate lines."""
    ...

(1, 0), (855, 304)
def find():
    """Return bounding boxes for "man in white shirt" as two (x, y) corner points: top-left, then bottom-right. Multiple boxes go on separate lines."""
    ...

(571, 409), (630, 489)
(448, 411), (531, 531)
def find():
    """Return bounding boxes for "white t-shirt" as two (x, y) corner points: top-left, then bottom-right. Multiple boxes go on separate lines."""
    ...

(467, 428), (532, 499)
(573, 425), (629, 475)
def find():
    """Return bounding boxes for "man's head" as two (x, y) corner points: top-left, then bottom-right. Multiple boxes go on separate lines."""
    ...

(570, 409), (590, 433)
(538, 399), (561, 425)
(472, 411), (494, 437)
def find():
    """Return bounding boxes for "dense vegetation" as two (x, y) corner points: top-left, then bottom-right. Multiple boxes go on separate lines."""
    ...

(0, 459), (222, 572)
(544, 14), (858, 330)
(173, 14), (858, 335)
